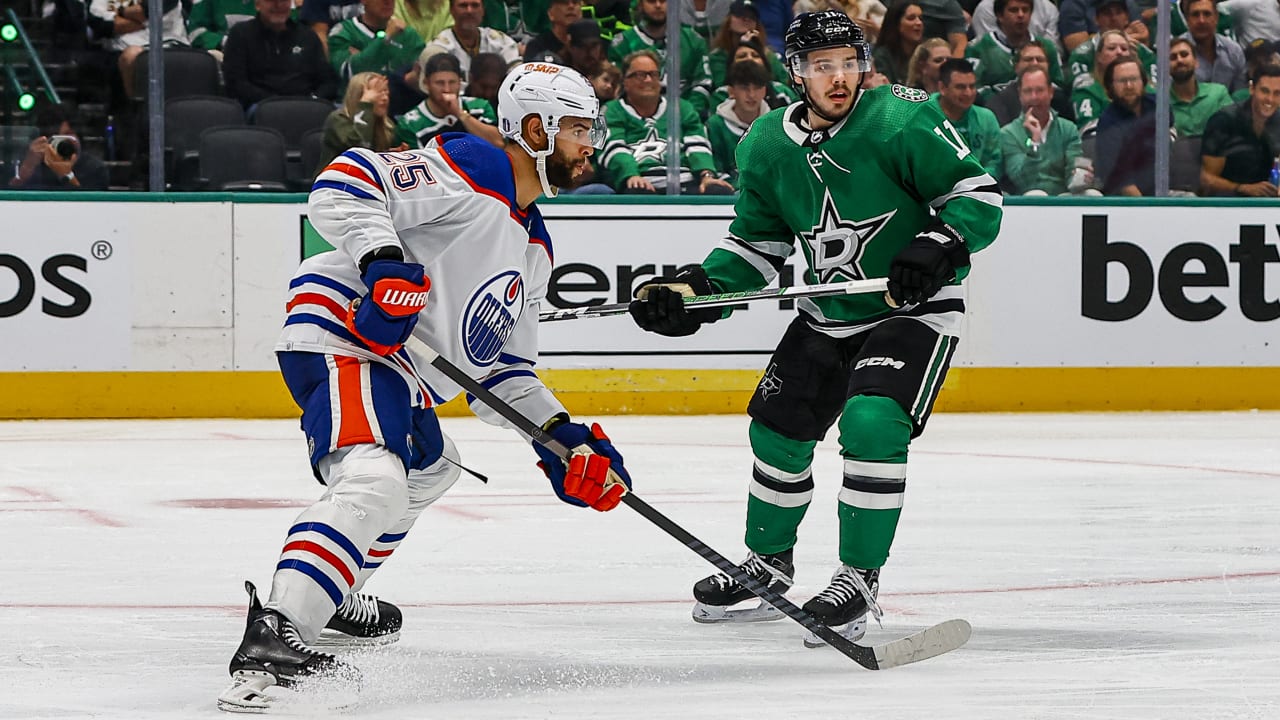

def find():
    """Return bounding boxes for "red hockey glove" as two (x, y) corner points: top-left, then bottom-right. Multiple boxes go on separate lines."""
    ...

(534, 419), (632, 512)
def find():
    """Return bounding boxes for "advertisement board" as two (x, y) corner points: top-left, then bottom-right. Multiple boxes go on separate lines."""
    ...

(0, 203), (131, 370)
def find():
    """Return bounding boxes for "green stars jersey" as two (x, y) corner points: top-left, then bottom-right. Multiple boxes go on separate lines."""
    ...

(1066, 35), (1157, 91)
(329, 17), (426, 79)
(394, 97), (496, 148)
(600, 96), (716, 189)
(925, 96), (1003, 179)
(964, 32), (1065, 97)
(187, 0), (256, 50)
(701, 85), (1003, 333)
(609, 27), (713, 117)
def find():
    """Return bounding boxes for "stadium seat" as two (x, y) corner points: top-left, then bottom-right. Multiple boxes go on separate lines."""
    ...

(298, 127), (325, 187)
(197, 126), (290, 192)
(1170, 136), (1203, 195)
(253, 97), (334, 155)
(165, 96), (246, 191)
(131, 47), (221, 101)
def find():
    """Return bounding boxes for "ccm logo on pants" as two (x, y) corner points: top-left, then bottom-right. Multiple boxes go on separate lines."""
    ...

(855, 356), (905, 370)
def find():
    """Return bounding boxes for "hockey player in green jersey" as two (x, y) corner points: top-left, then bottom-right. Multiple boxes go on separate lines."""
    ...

(629, 10), (1002, 646)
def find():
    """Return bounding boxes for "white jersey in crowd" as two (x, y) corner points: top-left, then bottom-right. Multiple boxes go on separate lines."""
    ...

(424, 27), (522, 85)
(88, 0), (189, 50)
(278, 133), (564, 430)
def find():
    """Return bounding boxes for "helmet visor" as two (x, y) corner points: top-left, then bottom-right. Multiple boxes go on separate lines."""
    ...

(790, 54), (872, 79)
(555, 114), (609, 149)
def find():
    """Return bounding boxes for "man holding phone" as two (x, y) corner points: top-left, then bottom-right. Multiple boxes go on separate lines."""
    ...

(9, 103), (109, 191)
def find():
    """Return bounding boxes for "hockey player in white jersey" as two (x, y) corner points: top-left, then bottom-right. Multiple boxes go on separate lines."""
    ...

(217, 62), (627, 713)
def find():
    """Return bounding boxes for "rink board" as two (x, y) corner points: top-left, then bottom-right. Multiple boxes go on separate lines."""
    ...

(0, 194), (1277, 417)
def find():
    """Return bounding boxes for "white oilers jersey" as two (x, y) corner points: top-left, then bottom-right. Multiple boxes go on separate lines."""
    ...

(279, 133), (564, 429)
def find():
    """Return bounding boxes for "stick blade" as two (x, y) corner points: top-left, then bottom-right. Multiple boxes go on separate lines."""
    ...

(871, 619), (972, 670)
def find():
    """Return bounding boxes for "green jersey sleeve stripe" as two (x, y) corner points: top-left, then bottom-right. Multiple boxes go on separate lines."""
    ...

(715, 235), (786, 281)
(927, 174), (1004, 209)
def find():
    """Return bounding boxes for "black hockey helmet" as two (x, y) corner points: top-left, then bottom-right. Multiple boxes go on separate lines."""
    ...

(783, 11), (872, 72)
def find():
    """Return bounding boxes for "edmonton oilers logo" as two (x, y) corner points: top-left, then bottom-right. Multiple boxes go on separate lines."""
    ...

(461, 270), (524, 366)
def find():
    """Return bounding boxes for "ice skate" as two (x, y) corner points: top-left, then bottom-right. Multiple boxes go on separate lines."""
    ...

(691, 549), (794, 623)
(315, 591), (402, 647)
(802, 565), (881, 648)
(217, 581), (360, 713)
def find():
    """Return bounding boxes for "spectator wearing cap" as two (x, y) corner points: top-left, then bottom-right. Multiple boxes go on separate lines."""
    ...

(299, 0), (363, 54)
(1200, 63), (1280, 197)
(1215, 0), (1280, 48)
(966, 0), (1066, 97)
(708, 0), (789, 88)
(792, 0), (886, 44)
(679, 0), (735, 44)
(395, 51), (503, 146)
(745, 0), (791, 54)
(970, 0), (1059, 49)
(1169, 36), (1233, 137)
(929, 58), (1003, 179)
(565, 19), (607, 77)
(329, 0), (428, 80)
(980, 41), (1075, 125)
(706, 59), (769, 185)
(523, 0), (581, 61)
(424, 0), (520, 79)
(1065, 0), (1155, 91)
(223, 0), (340, 111)
(1180, 0), (1247, 94)
(601, 50), (730, 193)
(609, 0), (714, 117)
(708, 38), (797, 107)
(1057, 0), (1145, 54)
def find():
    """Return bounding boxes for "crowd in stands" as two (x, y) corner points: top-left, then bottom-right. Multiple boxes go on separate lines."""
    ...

(7, 0), (1280, 196)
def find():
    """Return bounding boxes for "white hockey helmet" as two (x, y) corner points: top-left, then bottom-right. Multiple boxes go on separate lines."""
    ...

(497, 62), (607, 197)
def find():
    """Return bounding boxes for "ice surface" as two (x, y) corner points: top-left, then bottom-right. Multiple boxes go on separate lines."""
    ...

(2, 412), (1278, 719)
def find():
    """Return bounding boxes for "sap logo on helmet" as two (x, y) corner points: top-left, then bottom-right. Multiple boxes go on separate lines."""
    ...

(461, 269), (525, 367)
(528, 63), (562, 74)
(855, 356), (905, 370)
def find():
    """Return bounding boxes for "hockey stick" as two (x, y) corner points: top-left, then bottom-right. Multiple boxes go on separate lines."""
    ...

(539, 278), (891, 322)
(404, 335), (970, 670)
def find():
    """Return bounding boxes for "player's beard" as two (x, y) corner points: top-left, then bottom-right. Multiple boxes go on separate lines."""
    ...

(544, 146), (587, 190)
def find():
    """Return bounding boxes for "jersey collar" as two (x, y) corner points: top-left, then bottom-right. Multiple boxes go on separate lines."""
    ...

(781, 101), (855, 148)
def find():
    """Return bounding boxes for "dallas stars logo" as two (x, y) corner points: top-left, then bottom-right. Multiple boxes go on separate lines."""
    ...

(631, 123), (668, 166)
(799, 192), (895, 283)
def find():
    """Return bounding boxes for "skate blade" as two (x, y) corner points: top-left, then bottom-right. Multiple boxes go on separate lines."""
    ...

(692, 601), (785, 624)
(313, 628), (401, 648)
(216, 669), (361, 714)
(803, 618), (867, 648)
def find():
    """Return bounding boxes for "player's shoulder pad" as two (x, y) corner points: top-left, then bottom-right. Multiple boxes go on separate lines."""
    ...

(434, 133), (517, 206)
(525, 205), (553, 264)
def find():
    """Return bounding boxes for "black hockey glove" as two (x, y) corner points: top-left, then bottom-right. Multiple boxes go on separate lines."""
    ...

(628, 267), (723, 337)
(887, 221), (971, 307)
